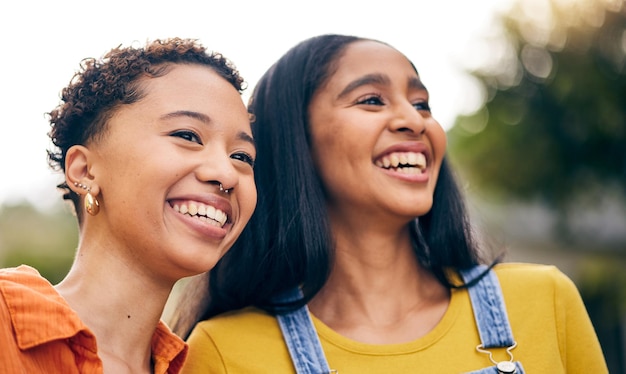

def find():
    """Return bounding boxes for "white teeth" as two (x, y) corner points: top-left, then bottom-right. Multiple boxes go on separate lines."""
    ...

(173, 201), (228, 227)
(206, 205), (216, 219)
(415, 153), (426, 168)
(390, 153), (400, 167)
(216, 209), (225, 224)
(399, 167), (421, 174)
(376, 152), (427, 172)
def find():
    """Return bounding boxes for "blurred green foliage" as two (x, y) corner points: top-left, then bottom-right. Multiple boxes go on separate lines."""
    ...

(0, 201), (77, 284)
(448, 0), (626, 371)
(449, 0), (625, 213)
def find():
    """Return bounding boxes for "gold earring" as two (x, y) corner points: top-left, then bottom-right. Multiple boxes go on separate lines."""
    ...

(85, 191), (100, 216)
(74, 181), (100, 216)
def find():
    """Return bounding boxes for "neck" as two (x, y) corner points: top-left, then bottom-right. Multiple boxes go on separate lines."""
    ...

(55, 245), (173, 373)
(308, 226), (449, 344)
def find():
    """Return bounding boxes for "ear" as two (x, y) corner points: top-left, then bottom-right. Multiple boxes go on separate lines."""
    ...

(66, 145), (100, 196)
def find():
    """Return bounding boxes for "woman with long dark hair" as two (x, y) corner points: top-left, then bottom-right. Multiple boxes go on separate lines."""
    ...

(175, 34), (607, 373)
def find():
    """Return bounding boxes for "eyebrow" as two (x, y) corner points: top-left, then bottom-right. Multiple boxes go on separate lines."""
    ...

(238, 131), (256, 147)
(336, 73), (428, 99)
(161, 110), (255, 147)
(161, 110), (211, 123)
(408, 77), (428, 92)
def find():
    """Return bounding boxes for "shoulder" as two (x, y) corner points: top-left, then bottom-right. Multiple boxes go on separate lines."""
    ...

(0, 264), (60, 304)
(0, 264), (81, 331)
(0, 265), (56, 303)
(489, 263), (607, 371)
(191, 307), (281, 341)
(184, 307), (292, 373)
(492, 262), (576, 292)
(491, 262), (587, 324)
(0, 265), (79, 350)
(0, 265), (46, 284)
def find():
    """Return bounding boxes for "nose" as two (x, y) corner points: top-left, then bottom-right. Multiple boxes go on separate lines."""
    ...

(389, 100), (427, 136)
(195, 151), (238, 193)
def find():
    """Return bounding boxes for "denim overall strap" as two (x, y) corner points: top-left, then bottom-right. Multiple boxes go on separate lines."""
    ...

(461, 265), (525, 374)
(276, 267), (524, 374)
(276, 287), (331, 374)
(465, 365), (525, 374)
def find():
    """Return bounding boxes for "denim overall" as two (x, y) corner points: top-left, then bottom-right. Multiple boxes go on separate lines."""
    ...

(276, 265), (525, 374)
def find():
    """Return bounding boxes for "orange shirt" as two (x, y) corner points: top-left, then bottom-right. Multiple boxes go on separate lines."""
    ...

(0, 265), (187, 373)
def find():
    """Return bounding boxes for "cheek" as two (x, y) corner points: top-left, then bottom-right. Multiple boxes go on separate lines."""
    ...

(97, 140), (144, 176)
(310, 138), (341, 187)
(310, 117), (338, 149)
(309, 126), (336, 169)
(243, 179), (258, 218)
(429, 121), (448, 162)
(246, 186), (257, 219)
(308, 102), (344, 150)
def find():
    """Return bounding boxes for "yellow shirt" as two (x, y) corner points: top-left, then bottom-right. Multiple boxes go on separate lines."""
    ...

(0, 265), (188, 374)
(182, 263), (607, 373)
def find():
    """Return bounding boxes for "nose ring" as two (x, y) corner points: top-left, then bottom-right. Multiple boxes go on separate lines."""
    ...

(219, 183), (231, 194)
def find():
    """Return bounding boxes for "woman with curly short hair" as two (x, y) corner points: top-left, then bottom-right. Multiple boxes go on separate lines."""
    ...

(0, 37), (257, 373)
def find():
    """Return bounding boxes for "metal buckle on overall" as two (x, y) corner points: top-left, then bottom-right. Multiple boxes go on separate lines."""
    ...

(476, 341), (518, 374)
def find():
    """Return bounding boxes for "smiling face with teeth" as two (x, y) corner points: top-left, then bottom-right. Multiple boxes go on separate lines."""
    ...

(308, 40), (447, 226)
(76, 64), (257, 280)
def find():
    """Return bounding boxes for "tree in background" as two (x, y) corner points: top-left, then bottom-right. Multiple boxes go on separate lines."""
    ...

(447, 0), (625, 370)
(449, 0), (625, 241)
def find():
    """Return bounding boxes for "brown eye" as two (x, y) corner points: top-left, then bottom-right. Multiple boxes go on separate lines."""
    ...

(231, 152), (255, 167)
(356, 94), (384, 106)
(413, 101), (431, 112)
(171, 130), (203, 145)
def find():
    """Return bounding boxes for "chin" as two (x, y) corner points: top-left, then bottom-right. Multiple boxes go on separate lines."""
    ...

(403, 202), (433, 216)
(169, 254), (222, 278)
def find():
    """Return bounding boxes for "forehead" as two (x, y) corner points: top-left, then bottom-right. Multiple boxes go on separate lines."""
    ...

(111, 64), (250, 133)
(139, 64), (246, 113)
(330, 40), (417, 82)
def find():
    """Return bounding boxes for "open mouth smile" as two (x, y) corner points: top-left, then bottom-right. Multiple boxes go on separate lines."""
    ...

(172, 201), (228, 228)
(375, 151), (427, 174)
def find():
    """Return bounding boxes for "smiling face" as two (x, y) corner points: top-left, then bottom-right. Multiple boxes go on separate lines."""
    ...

(308, 40), (447, 228)
(79, 64), (256, 280)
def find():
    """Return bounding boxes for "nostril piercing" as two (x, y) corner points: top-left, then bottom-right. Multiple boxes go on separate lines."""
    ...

(219, 183), (231, 194)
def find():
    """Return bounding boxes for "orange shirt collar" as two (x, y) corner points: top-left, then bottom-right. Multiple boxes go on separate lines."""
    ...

(1, 265), (188, 373)
(1, 265), (92, 350)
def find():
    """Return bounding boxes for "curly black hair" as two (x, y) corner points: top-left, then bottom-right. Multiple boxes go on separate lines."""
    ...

(47, 37), (245, 217)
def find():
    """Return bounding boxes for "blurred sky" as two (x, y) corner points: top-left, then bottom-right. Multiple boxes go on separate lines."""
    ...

(0, 0), (512, 209)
